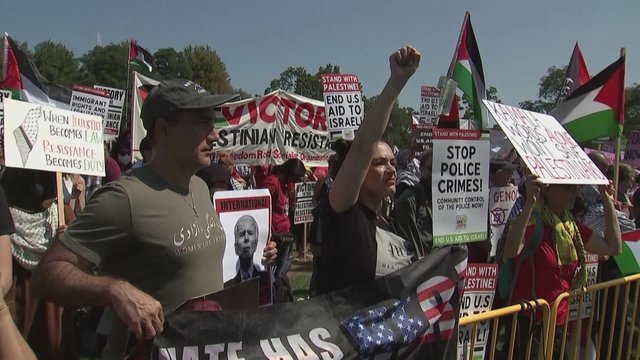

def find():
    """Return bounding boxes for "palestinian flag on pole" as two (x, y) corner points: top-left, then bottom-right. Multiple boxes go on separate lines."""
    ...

(614, 229), (640, 275)
(556, 42), (590, 104)
(447, 12), (486, 130)
(437, 94), (460, 129)
(131, 71), (159, 160)
(549, 55), (625, 143)
(128, 40), (155, 72)
(1, 35), (57, 107)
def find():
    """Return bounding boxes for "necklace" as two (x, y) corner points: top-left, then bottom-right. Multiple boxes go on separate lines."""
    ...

(179, 188), (198, 217)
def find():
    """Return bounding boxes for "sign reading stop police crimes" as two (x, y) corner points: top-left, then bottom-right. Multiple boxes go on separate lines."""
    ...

(4, 98), (105, 176)
(432, 129), (489, 246)
(321, 74), (363, 141)
(419, 86), (440, 125)
(458, 264), (497, 360)
(483, 100), (608, 185)
(294, 181), (315, 224)
(94, 84), (126, 140)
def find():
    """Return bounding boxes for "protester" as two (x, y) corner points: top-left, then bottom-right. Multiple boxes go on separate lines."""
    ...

(196, 163), (233, 199)
(103, 142), (122, 184)
(110, 138), (133, 173)
(63, 173), (86, 216)
(501, 173), (622, 357)
(131, 136), (153, 170)
(218, 150), (246, 190)
(0, 288), (37, 360)
(394, 148), (421, 199)
(316, 46), (420, 295)
(608, 163), (635, 217)
(31, 79), (277, 359)
(0, 186), (15, 297)
(394, 149), (433, 258)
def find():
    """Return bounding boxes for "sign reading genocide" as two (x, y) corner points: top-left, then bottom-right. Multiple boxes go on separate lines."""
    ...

(458, 263), (497, 360)
(419, 86), (440, 125)
(488, 186), (519, 257)
(432, 129), (490, 246)
(3, 98), (105, 176)
(94, 85), (126, 140)
(483, 100), (608, 185)
(321, 74), (363, 141)
(294, 181), (315, 224)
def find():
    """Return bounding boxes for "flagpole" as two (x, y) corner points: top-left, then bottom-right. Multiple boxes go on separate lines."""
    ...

(124, 39), (132, 136)
(613, 47), (626, 202)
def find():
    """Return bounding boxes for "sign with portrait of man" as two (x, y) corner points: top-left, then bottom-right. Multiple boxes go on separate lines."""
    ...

(213, 189), (273, 306)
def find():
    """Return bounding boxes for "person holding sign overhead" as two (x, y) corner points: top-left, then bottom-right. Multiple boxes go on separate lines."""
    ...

(316, 46), (420, 295)
(501, 173), (622, 357)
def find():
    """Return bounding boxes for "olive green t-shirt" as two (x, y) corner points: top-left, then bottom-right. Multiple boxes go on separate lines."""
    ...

(60, 166), (226, 312)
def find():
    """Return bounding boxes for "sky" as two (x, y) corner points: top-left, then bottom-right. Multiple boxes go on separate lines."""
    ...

(2, 0), (638, 110)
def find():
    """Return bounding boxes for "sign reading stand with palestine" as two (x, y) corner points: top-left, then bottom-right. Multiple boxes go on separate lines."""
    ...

(321, 74), (363, 141)
(3, 98), (105, 176)
(432, 128), (489, 246)
(419, 86), (440, 124)
(94, 85), (126, 140)
(294, 181), (315, 224)
(483, 100), (608, 185)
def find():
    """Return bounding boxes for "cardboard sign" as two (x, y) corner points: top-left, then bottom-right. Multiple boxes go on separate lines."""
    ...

(483, 100), (608, 185)
(568, 253), (599, 321)
(432, 129), (490, 246)
(294, 181), (315, 224)
(0, 90), (13, 160)
(624, 131), (640, 168)
(458, 264), (497, 360)
(321, 74), (363, 141)
(70, 84), (110, 126)
(94, 85), (126, 140)
(213, 189), (273, 306)
(488, 186), (519, 257)
(4, 98), (105, 176)
(411, 124), (433, 159)
(419, 86), (440, 125)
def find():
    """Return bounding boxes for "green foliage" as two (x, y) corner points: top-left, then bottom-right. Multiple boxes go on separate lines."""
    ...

(623, 83), (640, 137)
(183, 45), (232, 93)
(518, 66), (566, 113)
(362, 95), (413, 149)
(264, 64), (341, 100)
(33, 40), (80, 87)
(79, 42), (129, 89)
(153, 48), (193, 80)
(459, 85), (501, 119)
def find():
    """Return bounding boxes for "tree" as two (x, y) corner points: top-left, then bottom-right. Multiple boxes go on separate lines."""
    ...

(264, 64), (341, 100)
(362, 95), (413, 149)
(459, 85), (501, 120)
(183, 45), (232, 93)
(33, 40), (80, 87)
(623, 83), (640, 137)
(519, 66), (565, 113)
(79, 42), (130, 89)
(153, 48), (193, 80)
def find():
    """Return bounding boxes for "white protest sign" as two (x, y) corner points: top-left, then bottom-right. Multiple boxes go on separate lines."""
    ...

(321, 74), (363, 141)
(568, 253), (599, 321)
(488, 186), (518, 257)
(624, 131), (640, 168)
(483, 100), (608, 185)
(94, 85), (126, 140)
(213, 189), (273, 306)
(294, 181), (315, 224)
(4, 98), (105, 176)
(419, 86), (440, 125)
(432, 128), (490, 246)
(70, 84), (110, 120)
(0, 90), (13, 160)
(458, 263), (497, 360)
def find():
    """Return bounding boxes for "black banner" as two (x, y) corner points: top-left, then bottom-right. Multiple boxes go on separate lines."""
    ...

(152, 245), (467, 360)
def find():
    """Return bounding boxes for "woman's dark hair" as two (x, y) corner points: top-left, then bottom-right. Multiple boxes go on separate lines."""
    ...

(278, 159), (306, 179)
(330, 139), (352, 178)
(1, 168), (56, 212)
(110, 138), (132, 159)
(196, 164), (232, 190)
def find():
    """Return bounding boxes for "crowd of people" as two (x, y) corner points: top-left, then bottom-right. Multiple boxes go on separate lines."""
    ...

(0, 44), (634, 359)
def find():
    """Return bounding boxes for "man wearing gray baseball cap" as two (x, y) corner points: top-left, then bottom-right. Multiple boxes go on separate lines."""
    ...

(31, 79), (277, 359)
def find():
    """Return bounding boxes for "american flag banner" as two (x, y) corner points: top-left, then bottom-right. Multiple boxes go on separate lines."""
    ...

(152, 245), (467, 359)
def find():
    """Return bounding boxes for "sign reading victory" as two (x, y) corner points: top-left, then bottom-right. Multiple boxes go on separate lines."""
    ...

(294, 181), (315, 224)
(94, 85), (126, 140)
(3, 98), (105, 176)
(483, 100), (608, 185)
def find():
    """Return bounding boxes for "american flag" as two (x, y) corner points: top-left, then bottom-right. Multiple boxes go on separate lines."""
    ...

(341, 258), (466, 355)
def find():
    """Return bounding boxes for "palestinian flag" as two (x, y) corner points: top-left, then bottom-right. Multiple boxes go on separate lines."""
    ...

(131, 71), (159, 160)
(437, 94), (460, 129)
(557, 42), (590, 103)
(448, 12), (486, 130)
(1, 35), (57, 107)
(614, 229), (640, 275)
(128, 40), (155, 72)
(549, 55), (625, 143)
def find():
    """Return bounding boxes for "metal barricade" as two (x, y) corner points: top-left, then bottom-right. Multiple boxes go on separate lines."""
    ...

(459, 299), (551, 360)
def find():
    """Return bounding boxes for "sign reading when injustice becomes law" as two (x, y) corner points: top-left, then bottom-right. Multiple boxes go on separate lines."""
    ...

(3, 98), (105, 176)
(483, 100), (608, 185)
(321, 74), (363, 141)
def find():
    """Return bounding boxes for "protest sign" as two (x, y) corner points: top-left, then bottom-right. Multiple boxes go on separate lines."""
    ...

(152, 246), (467, 360)
(432, 128), (490, 246)
(70, 84), (110, 128)
(213, 189), (272, 306)
(624, 131), (640, 168)
(321, 74), (363, 141)
(411, 124), (433, 159)
(488, 186), (518, 257)
(568, 253), (599, 321)
(94, 85), (126, 140)
(483, 100), (608, 185)
(0, 90), (13, 159)
(213, 90), (331, 166)
(419, 86), (440, 125)
(458, 263), (497, 360)
(3, 98), (105, 176)
(294, 181), (315, 224)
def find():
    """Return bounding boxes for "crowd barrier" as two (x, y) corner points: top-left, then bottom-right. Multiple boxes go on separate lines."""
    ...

(460, 273), (640, 360)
